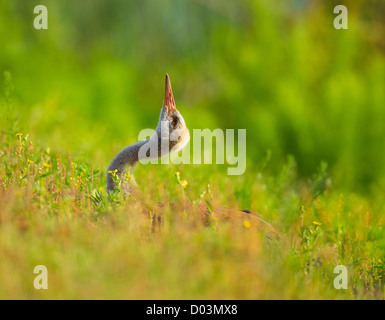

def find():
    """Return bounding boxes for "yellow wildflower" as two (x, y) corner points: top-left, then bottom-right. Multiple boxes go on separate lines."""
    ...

(244, 220), (251, 228)
(180, 180), (188, 189)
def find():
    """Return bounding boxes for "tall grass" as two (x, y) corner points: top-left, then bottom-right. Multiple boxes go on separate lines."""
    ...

(1, 0), (385, 299)
(1, 76), (385, 299)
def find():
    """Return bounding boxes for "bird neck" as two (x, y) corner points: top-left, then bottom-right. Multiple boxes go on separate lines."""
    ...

(107, 138), (150, 192)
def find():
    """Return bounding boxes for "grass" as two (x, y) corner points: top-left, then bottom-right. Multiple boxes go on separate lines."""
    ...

(1, 0), (385, 300)
(1, 117), (385, 299)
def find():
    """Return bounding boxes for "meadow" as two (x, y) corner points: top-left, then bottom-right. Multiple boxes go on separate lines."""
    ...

(1, 0), (385, 299)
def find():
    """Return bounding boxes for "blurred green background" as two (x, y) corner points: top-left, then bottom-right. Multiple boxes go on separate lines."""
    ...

(1, 0), (385, 192)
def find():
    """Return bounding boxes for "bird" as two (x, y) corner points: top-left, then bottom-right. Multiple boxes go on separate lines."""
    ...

(107, 73), (190, 193)
(107, 74), (279, 239)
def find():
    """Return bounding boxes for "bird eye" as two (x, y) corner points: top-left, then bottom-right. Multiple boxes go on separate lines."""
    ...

(172, 117), (179, 127)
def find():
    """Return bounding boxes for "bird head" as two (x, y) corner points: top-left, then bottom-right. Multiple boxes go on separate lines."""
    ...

(156, 74), (190, 152)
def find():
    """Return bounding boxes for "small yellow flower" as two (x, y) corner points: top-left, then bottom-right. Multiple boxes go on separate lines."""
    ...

(313, 221), (322, 226)
(244, 220), (251, 228)
(27, 159), (33, 164)
(108, 170), (118, 174)
(180, 180), (188, 189)
(180, 211), (187, 217)
(43, 163), (51, 168)
(15, 133), (23, 137)
(378, 259), (383, 264)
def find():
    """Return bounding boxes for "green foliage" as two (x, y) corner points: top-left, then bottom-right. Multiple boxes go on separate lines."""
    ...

(0, 0), (384, 190)
(1, 0), (385, 299)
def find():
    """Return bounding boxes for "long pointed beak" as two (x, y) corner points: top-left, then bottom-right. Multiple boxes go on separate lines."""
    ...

(163, 73), (176, 112)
